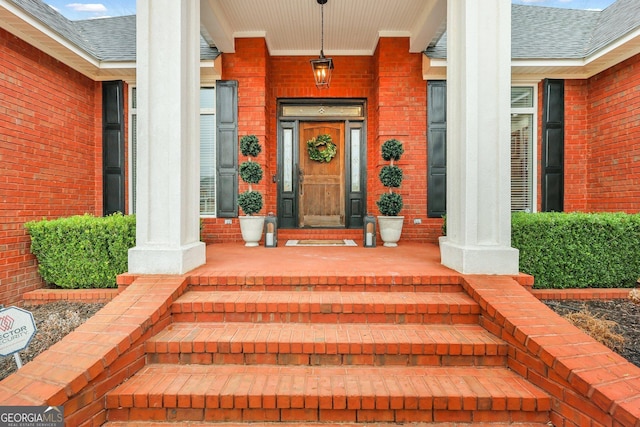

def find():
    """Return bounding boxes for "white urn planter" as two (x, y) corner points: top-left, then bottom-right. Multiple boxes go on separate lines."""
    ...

(377, 216), (404, 247)
(239, 216), (265, 247)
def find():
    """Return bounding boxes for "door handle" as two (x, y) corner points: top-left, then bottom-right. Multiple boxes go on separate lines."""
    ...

(298, 167), (304, 196)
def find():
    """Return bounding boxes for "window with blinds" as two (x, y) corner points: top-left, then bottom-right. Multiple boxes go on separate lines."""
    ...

(510, 86), (536, 212)
(129, 86), (217, 216)
(200, 87), (216, 215)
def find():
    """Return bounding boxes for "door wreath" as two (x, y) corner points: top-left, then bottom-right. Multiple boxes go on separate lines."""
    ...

(306, 134), (337, 163)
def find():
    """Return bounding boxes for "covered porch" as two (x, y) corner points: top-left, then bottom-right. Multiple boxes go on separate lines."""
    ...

(130, 0), (518, 277)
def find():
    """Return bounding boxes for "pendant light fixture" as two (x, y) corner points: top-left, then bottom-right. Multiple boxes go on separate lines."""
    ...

(310, 0), (333, 89)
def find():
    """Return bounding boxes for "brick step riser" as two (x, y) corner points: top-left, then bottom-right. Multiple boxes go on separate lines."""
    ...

(148, 352), (507, 367)
(107, 407), (550, 424)
(185, 284), (465, 293)
(171, 312), (480, 324)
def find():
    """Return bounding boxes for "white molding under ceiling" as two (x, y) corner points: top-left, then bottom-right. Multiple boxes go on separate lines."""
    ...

(200, 0), (447, 56)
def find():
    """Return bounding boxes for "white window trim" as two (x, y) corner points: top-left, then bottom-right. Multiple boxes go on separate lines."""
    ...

(511, 81), (539, 213)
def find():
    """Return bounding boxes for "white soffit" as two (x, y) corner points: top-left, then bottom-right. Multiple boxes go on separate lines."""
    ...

(201, 0), (446, 55)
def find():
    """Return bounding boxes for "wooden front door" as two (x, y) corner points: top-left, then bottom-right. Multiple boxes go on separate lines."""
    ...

(299, 122), (345, 227)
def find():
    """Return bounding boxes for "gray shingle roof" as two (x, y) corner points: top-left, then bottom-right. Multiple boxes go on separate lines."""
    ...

(10, 0), (99, 56)
(588, 0), (640, 56)
(9, 0), (219, 62)
(427, 1), (640, 60)
(73, 15), (136, 61)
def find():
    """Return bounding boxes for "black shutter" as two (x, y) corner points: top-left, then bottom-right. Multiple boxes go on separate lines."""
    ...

(541, 79), (564, 212)
(216, 80), (239, 217)
(427, 80), (447, 218)
(102, 81), (125, 216)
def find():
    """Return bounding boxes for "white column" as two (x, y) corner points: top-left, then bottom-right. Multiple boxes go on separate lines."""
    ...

(439, 0), (519, 274)
(128, 0), (206, 274)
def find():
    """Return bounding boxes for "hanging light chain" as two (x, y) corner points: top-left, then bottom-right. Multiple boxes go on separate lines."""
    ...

(320, 1), (325, 56)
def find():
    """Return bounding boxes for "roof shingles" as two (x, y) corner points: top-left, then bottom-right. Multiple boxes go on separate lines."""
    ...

(9, 0), (218, 62)
(427, 1), (640, 60)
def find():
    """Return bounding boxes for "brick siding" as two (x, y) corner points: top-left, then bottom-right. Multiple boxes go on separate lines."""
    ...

(585, 53), (640, 212)
(0, 28), (101, 305)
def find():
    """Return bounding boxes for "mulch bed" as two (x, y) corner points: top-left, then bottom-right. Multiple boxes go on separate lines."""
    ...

(0, 302), (105, 381)
(544, 299), (640, 368)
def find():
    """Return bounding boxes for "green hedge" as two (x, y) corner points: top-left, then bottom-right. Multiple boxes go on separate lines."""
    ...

(25, 214), (136, 289)
(512, 212), (640, 289)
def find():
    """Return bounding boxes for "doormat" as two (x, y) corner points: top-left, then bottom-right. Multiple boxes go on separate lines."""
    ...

(285, 239), (357, 247)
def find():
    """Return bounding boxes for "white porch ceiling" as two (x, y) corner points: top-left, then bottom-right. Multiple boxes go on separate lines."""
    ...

(200, 0), (447, 55)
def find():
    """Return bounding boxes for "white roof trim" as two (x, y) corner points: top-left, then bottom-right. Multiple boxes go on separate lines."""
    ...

(410, 0), (446, 53)
(201, 0), (235, 53)
(0, 0), (100, 69)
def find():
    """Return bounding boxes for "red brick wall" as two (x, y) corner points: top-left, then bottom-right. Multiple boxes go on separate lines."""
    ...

(374, 38), (440, 242)
(0, 28), (101, 305)
(539, 55), (640, 214)
(203, 37), (442, 243)
(563, 80), (590, 212)
(585, 53), (640, 212)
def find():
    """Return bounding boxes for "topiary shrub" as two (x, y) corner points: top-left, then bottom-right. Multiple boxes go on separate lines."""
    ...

(381, 138), (404, 161)
(379, 165), (403, 188)
(239, 161), (263, 184)
(377, 139), (404, 216)
(238, 135), (264, 216)
(377, 192), (403, 217)
(240, 134), (261, 158)
(237, 190), (263, 216)
(24, 213), (135, 289)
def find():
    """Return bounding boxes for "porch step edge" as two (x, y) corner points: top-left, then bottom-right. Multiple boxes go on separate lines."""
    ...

(171, 291), (480, 324)
(105, 364), (552, 414)
(146, 322), (508, 366)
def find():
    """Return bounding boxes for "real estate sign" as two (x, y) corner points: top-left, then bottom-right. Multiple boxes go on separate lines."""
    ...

(0, 306), (37, 357)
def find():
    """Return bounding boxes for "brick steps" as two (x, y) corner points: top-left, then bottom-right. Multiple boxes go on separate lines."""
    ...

(105, 280), (552, 425)
(172, 291), (479, 324)
(146, 322), (507, 366)
(105, 364), (551, 423)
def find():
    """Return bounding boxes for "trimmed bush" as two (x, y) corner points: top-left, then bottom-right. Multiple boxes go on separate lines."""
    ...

(240, 134), (262, 157)
(376, 192), (403, 217)
(238, 190), (264, 215)
(239, 161), (263, 184)
(379, 165), (403, 188)
(512, 212), (640, 289)
(380, 138), (404, 161)
(377, 139), (404, 216)
(238, 135), (264, 216)
(25, 213), (136, 289)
